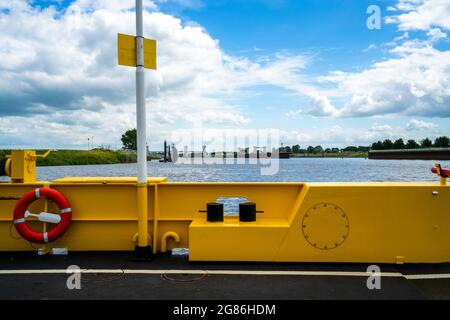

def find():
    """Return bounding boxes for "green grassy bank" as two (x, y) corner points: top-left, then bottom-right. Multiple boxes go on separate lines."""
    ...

(0, 149), (137, 167)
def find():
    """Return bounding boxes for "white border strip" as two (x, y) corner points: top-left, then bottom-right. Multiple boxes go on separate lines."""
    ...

(404, 273), (450, 280)
(0, 269), (402, 278)
(0, 269), (448, 279)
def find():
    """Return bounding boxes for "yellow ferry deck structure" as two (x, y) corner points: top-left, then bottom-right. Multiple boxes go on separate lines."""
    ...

(0, 150), (449, 264)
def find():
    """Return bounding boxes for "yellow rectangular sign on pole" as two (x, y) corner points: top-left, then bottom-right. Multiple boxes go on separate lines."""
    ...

(118, 33), (157, 70)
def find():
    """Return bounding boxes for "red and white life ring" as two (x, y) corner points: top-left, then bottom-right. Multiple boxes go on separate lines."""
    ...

(13, 188), (72, 243)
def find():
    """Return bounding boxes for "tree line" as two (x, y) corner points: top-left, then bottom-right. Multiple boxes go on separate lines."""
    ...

(121, 129), (450, 154)
(371, 136), (450, 150)
(280, 145), (370, 154)
(280, 136), (450, 154)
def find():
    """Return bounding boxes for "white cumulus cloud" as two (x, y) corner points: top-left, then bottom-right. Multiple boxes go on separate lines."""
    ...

(386, 0), (450, 31)
(320, 41), (450, 118)
(0, 1), (308, 148)
(406, 119), (438, 131)
(427, 28), (447, 42)
(307, 93), (339, 117)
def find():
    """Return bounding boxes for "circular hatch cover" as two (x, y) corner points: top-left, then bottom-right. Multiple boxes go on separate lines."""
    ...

(302, 203), (349, 250)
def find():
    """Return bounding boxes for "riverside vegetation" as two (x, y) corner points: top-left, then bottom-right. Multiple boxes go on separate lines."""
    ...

(2, 136), (448, 166)
(281, 136), (450, 158)
(0, 149), (137, 167)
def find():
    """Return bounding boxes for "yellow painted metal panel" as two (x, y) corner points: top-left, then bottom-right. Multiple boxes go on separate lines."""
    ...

(118, 33), (136, 67)
(143, 38), (157, 70)
(50, 185), (140, 221)
(11, 150), (36, 183)
(189, 217), (289, 261)
(157, 183), (303, 221)
(59, 222), (139, 251)
(118, 33), (157, 70)
(275, 184), (450, 263)
(0, 184), (47, 222)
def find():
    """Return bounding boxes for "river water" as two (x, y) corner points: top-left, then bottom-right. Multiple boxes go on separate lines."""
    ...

(32, 158), (449, 182)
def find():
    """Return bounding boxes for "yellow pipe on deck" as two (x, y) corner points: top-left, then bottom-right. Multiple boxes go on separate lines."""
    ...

(136, 183), (148, 248)
(161, 231), (180, 253)
(153, 185), (159, 254)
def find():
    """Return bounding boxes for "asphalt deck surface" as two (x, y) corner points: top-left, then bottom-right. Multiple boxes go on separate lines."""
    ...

(1, 252), (450, 300)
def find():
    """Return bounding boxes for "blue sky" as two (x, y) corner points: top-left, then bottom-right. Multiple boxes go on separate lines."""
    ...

(165, 1), (397, 56)
(0, 0), (449, 150)
(36, 0), (402, 70)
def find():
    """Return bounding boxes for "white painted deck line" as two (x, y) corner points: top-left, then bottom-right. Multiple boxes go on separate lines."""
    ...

(1, 268), (445, 279)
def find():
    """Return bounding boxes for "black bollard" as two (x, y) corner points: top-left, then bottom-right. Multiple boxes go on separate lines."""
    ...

(201, 202), (224, 222)
(239, 202), (257, 222)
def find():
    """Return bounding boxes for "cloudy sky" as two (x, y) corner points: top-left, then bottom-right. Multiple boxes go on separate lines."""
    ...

(0, 0), (449, 150)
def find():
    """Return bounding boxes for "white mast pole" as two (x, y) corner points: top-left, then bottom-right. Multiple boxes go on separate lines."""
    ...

(135, 0), (150, 255)
(136, 0), (147, 184)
